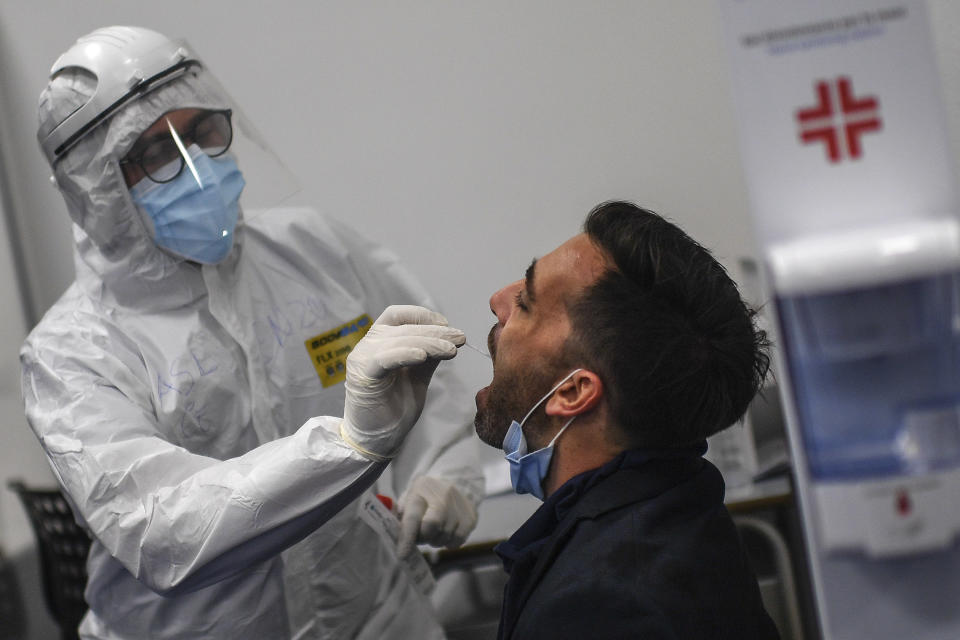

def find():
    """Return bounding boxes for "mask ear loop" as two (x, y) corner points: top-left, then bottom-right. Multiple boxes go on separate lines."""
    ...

(545, 415), (577, 448)
(518, 368), (584, 430)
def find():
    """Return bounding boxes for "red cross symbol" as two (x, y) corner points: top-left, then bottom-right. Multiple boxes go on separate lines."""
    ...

(796, 76), (882, 163)
(895, 489), (912, 517)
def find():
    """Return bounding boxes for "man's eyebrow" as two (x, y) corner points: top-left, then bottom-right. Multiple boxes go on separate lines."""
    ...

(524, 258), (537, 303)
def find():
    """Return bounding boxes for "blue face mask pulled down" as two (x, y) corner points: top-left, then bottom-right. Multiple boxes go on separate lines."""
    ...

(503, 369), (582, 501)
(129, 145), (246, 265)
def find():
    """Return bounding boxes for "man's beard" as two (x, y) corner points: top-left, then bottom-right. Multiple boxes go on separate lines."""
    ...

(474, 358), (558, 449)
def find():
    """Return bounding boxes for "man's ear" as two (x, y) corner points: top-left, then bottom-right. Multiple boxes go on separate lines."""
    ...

(545, 369), (603, 417)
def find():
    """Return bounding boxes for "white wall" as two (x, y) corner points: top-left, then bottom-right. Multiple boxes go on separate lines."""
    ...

(0, 66), (52, 559)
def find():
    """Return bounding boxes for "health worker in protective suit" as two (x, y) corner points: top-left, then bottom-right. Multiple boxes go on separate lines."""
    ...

(20, 26), (483, 640)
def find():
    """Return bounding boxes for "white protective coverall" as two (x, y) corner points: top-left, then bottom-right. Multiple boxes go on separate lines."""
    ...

(21, 31), (482, 640)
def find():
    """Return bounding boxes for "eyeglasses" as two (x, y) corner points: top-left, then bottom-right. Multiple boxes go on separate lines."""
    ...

(121, 109), (233, 184)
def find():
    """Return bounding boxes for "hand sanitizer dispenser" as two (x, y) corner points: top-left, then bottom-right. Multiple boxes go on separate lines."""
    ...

(772, 219), (960, 558)
(763, 218), (960, 639)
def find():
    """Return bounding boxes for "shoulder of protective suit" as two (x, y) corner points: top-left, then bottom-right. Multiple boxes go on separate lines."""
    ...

(245, 206), (338, 241)
(22, 283), (117, 355)
(243, 205), (386, 259)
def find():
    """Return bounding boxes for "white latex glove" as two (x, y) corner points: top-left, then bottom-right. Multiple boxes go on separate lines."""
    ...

(397, 475), (479, 557)
(341, 305), (465, 461)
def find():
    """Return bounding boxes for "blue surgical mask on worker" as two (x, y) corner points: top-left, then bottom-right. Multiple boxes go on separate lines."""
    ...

(503, 369), (582, 500)
(129, 144), (245, 264)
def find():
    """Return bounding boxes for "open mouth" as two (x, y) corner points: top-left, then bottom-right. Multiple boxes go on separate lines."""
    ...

(487, 324), (498, 362)
(475, 385), (490, 409)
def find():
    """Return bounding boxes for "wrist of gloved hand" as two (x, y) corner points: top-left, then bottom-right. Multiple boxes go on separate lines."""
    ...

(396, 475), (479, 557)
(339, 421), (397, 462)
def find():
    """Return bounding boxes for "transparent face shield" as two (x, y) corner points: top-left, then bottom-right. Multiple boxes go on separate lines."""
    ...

(108, 63), (301, 264)
(45, 38), (301, 221)
(116, 73), (299, 219)
(41, 32), (305, 266)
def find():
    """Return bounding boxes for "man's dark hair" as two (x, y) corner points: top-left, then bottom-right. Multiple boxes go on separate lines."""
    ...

(565, 201), (770, 448)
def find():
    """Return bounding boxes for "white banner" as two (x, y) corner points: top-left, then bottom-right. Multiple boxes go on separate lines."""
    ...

(718, 0), (957, 246)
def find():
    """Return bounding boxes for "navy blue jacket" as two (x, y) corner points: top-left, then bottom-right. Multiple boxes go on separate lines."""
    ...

(495, 450), (780, 639)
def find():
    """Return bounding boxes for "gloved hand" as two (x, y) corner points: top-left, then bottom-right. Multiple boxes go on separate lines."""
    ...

(397, 475), (479, 557)
(341, 305), (465, 461)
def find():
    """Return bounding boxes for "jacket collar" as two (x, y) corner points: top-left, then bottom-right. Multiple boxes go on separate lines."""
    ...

(499, 445), (708, 638)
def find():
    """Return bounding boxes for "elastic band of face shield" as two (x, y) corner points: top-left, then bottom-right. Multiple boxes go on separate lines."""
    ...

(44, 61), (198, 164)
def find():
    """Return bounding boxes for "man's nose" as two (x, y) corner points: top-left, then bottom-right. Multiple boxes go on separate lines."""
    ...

(489, 280), (521, 326)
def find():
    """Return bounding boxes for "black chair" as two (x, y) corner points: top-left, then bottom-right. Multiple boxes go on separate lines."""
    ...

(7, 480), (91, 640)
(0, 549), (26, 640)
